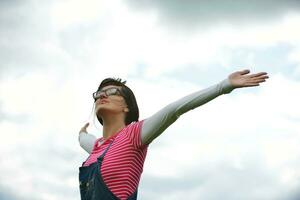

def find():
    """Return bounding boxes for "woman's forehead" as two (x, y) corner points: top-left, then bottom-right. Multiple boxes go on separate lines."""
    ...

(100, 85), (122, 91)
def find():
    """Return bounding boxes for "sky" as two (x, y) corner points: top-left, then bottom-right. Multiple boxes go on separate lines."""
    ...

(0, 0), (300, 199)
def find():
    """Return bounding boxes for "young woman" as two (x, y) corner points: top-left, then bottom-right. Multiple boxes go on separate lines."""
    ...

(78, 69), (269, 200)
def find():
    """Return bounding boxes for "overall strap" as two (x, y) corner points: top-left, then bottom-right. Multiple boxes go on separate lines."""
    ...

(99, 139), (114, 159)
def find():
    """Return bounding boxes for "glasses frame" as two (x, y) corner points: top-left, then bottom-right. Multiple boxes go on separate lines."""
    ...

(92, 87), (123, 101)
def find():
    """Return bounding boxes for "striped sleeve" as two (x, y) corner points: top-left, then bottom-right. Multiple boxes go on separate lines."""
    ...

(127, 120), (147, 149)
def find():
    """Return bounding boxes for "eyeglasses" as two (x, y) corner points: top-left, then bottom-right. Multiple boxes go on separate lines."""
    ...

(93, 87), (123, 101)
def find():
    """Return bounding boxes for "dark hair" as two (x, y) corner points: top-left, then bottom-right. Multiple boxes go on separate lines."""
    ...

(96, 78), (139, 125)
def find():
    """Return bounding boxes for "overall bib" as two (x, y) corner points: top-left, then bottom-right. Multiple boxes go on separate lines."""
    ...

(79, 140), (138, 200)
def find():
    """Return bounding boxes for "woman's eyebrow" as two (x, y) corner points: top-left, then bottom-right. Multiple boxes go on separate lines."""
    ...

(99, 86), (119, 92)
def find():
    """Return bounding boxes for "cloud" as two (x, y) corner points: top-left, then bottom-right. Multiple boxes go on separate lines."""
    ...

(0, 185), (19, 200)
(1, 0), (300, 200)
(288, 191), (300, 200)
(140, 159), (297, 200)
(162, 43), (299, 86)
(125, 0), (300, 29)
(0, 0), (69, 79)
(0, 126), (82, 200)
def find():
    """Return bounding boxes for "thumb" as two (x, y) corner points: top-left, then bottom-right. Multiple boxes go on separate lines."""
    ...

(80, 122), (90, 133)
(83, 122), (89, 129)
(239, 69), (250, 75)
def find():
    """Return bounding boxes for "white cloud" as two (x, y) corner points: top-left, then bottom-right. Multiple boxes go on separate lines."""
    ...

(125, 0), (300, 30)
(51, 0), (109, 29)
(1, 0), (300, 199)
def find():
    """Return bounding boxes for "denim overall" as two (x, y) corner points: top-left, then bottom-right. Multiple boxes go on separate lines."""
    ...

(79, 140), (138, 200)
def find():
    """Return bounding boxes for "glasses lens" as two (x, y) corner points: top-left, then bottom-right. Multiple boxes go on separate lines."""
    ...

(93, 87), (122, 101)
(106, 88), (118, 96)
(93, 91), (102, 101)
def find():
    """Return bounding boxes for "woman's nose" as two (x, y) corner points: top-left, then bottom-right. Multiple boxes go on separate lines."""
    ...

(99, 93), (107, 99)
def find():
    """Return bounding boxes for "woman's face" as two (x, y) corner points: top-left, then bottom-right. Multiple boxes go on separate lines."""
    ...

(95, 85), (128, 117)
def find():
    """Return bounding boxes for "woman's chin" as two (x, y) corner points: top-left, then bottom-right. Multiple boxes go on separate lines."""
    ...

(96, 107), (105, 115)
(95, 106), (111, 117)
(95, 104), (106, 112)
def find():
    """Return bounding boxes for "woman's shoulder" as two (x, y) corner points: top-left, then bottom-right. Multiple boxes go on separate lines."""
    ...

(125, 120), (144, 131)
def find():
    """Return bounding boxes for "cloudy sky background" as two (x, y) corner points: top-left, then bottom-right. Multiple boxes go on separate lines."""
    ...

(0, 0), (300, 199)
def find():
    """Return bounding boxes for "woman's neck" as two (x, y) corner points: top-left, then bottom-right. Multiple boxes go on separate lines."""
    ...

(102, 116), (126, 139)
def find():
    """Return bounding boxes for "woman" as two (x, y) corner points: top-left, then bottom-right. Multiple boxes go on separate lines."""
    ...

(78, 69), (269, 200)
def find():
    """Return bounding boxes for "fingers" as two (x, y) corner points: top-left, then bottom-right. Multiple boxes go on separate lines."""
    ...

(248, 72), (268, 78)
(253, 79), (268, 84)
(250, 75), (269, 83)
(249, 80), (265, 86)
(251, 75), (269, 81)
(233, 69), (269, 88)
(243, 76), (268, 87)
(245, 72), (269, 85)
(242, 83), (260, 87)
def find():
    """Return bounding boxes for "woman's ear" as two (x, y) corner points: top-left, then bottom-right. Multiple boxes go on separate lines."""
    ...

(124, 107), (129, 113)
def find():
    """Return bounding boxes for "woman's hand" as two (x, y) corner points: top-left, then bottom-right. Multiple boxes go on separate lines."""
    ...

(79, 122), (89, 134)
(229, 69), (269, 89)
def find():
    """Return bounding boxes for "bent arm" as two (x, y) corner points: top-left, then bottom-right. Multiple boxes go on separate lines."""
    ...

(141, 78), (234, 145)
(78, 132), (97, 154)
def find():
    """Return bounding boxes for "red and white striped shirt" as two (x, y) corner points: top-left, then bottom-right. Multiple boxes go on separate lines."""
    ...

(83, 120), (148, 200)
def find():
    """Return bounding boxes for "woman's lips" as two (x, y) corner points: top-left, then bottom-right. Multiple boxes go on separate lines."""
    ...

(99, 99), (109, 104)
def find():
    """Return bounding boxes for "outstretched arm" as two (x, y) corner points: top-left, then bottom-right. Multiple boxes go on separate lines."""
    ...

(141, 69), (269, 145)
(78, 123), (97, 154)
